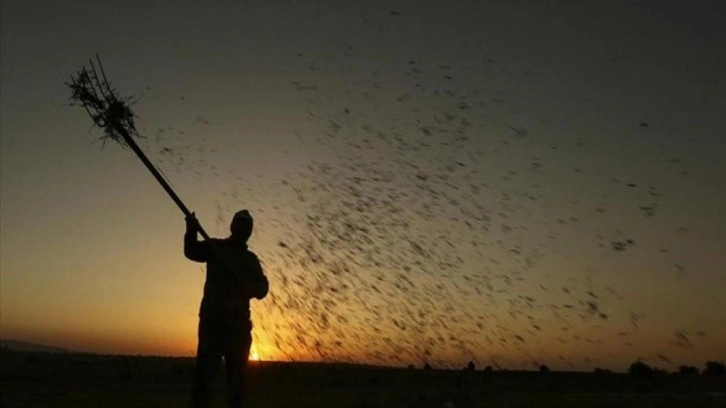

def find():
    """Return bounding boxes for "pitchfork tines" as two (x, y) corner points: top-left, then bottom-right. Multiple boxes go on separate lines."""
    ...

(67, 53), (141, 148)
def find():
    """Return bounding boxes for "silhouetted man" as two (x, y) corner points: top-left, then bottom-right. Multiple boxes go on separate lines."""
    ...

(185, 209), (269, 408)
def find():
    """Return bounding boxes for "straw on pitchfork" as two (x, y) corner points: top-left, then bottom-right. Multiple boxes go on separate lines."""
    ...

(67, 54), (211, 241)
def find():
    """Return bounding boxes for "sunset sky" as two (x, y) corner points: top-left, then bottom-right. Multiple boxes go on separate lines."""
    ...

(1, 0), (724, 371)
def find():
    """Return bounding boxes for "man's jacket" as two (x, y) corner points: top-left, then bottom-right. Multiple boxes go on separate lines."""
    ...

(184, 233), (269, 319)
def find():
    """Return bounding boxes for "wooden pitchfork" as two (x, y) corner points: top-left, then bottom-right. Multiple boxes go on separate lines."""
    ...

(67, 54), (211, 240)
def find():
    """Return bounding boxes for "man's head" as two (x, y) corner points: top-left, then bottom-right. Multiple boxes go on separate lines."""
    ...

(230, 209), (254, 242)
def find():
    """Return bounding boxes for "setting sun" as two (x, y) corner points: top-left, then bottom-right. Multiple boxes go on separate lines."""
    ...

(250, 344), (260, 362)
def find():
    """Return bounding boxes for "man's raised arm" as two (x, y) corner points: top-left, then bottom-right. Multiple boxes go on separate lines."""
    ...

(184, 213), (209, 263)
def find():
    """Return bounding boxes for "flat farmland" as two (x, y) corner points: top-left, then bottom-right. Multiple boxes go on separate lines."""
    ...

(2, 351), (724, 407)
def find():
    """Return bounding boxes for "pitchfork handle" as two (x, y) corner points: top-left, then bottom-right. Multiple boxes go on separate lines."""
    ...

(115, 125), (211, 241)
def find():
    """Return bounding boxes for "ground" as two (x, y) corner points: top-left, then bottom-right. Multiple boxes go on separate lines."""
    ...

(1, 351), (725, 407)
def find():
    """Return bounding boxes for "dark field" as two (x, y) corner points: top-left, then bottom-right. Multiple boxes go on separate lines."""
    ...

(2, 351), (725, 408)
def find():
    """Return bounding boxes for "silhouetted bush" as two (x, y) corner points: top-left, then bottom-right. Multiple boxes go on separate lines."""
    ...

(703, 361), (725, 376)
(678, 365), (699, 375)
(594, 367), (613, 375)
(466, 361), (476, 371)
(628, 361), (654, 377)
(652, 367), (668, 376)
(483, 365), (493, 373)
(539, 365), (550, 373)
(407, 364), (415, 370)
(423, 363), (432, 370)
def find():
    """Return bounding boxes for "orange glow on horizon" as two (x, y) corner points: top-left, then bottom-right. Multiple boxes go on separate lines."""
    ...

(250, 343), (260, 361)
